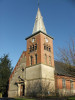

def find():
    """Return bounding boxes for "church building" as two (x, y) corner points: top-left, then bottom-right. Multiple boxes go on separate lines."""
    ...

(8, 8), (75, 97)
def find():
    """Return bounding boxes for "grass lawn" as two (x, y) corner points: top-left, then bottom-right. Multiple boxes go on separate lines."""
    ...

(68, 97), (75, 100)
(15, 98), (36, 100)
(14, 97), (75, 100)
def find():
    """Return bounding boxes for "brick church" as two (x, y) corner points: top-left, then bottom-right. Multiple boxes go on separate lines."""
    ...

(8, 8), (75, 97)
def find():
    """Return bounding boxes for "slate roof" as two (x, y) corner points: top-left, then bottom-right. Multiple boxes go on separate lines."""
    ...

(54, 61), (75, 77)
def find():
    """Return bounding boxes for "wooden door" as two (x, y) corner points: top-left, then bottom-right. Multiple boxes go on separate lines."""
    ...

(20, 84), (25, 96)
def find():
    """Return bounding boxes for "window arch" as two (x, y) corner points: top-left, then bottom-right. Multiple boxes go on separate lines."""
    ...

(49, 56), (51, 66)
(29, 43), (37, 53)
(49, 47), (51, 52)
(30, 46), (32, 52)
(35, 54), (37, 64)
(35, 43), (37, 50)
(47, 47), (48, 51)
(32, 45), (34, 51)
(30, 56), (33, 65)
(44, 45), (51, 52)
(44, 45), (46, 50)
(45, 54), (47, 64)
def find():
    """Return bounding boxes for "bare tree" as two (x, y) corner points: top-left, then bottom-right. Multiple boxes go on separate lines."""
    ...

(57, 39), (75, 75)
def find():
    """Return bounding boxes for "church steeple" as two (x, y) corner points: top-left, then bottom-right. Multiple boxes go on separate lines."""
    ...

(32, 8), (47, 34)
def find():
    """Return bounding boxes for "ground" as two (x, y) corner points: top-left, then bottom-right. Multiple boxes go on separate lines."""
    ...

(0, 97), (75, 100)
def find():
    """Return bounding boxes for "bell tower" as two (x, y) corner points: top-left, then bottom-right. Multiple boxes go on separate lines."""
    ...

(26, 8), (54, 67)
(25, 8), (55, 96)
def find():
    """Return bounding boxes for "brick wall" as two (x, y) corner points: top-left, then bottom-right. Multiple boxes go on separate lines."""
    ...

(55, 75), (75, 96)
(26, 32), (54, 67)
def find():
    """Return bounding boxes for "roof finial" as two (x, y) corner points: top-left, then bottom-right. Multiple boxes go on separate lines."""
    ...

(38, 0), (39, 8)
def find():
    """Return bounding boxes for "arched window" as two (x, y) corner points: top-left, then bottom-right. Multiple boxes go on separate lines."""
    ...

(35, 43), (37, 50)
(49, 56), (51, 66)
(45, 54), (47, 64)
(32, 45), (34, 51)
(30, 56), (33, 65)
(49, 47), (51, 52)
(30, 46), (32, 52)
(47, 47), (48, 51)
(35, 54), (37, 64)
(44, 45), (46, 50)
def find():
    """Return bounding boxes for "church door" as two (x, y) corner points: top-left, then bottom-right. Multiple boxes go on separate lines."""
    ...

(20, 84), (25, 96)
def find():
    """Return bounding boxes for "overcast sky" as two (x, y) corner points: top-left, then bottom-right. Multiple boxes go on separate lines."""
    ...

(0, 0), (75, 67)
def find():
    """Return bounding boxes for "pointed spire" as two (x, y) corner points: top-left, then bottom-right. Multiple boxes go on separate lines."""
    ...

(32, 8), (47, 34)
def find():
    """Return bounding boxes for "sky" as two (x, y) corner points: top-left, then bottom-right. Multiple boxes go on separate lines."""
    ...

(0, 0), (75, 68)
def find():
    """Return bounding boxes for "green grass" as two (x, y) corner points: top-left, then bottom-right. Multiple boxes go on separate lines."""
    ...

(14, 97), (75, 100)
(68, 97), (75, 100)
(15, 98), (36, 100)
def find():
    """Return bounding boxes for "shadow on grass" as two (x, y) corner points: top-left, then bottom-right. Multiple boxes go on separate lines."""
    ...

(15, 96), (75, 100)
(14, 98), (36, 100)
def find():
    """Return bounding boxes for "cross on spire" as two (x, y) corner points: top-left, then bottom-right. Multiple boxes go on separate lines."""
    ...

(38, 0), (39, 8)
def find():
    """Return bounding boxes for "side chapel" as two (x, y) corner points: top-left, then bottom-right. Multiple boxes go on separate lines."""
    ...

(8, 8), (75, 97)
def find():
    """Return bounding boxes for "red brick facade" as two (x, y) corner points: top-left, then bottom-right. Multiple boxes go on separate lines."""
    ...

(26, 32), (54, 67)
(55, 75), (75, 96)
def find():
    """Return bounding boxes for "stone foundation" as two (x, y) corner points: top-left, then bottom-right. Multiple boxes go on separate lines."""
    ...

(26, 79), (55, 97)
(25, 64), (55, 96)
